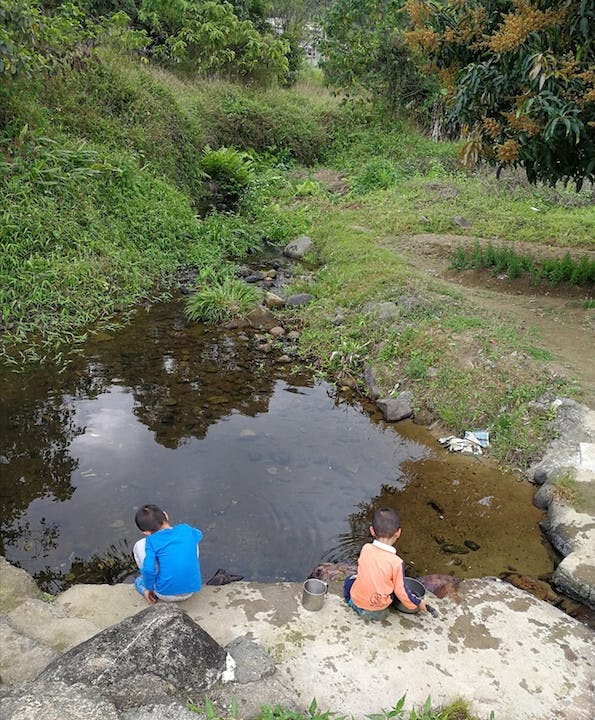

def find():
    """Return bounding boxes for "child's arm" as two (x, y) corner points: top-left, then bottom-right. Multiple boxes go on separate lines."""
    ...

(393, 562), (425, 612)
(141, 539), (158, 593)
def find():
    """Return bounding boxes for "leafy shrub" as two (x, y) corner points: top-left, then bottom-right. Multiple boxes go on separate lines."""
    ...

(184, 270), (262, 324)
(352, 158), (399, 194)
(406, 0), (595, 188)
(199, 145), (254, 211)
(197, 85), (336, 165)
(137, 0), (289, 84)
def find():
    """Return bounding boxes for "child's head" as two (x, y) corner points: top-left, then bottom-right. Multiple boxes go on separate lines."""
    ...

(371, 507), (401, 540)
(135, 504), (167, 532)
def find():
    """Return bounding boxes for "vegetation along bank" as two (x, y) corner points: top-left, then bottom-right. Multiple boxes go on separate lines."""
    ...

(1, 2), (594, 715)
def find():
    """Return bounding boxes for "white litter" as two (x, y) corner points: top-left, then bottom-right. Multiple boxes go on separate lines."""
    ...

(438, 430), (490, 456)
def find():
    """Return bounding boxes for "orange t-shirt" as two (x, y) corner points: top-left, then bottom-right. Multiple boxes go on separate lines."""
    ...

(349, 540), (418, 612)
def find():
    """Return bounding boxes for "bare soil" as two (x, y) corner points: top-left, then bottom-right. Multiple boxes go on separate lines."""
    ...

(383, 233), (595, 408)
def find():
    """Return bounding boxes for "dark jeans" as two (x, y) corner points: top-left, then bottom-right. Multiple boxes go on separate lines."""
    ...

(343, 575), (391, 621)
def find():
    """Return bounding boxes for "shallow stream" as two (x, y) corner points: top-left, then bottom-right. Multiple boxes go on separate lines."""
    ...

(0, 298), (557, 593)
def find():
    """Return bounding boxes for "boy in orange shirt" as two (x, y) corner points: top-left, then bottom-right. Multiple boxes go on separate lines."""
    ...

(344, 507), (428, 620)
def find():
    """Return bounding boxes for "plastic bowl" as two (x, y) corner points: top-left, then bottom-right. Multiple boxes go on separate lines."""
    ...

(395, 577), (426, 613)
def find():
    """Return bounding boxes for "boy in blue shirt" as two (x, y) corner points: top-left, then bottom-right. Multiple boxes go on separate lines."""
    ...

(133, 504), (203, 605)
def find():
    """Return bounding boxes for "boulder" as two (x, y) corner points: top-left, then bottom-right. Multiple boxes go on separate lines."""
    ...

(246, 306), (278, 330)
(0, 620), (59, 685)
(0, 680), (119, 720)
(285, 293), (314, 307)
(453, 215), (471, 229)
(0, 556), (41, 612)
(376, 392), (414, 422)
(264, 292), (285, 309)
(38, 604), (234, 710)
(362, 301), (400, 321)
(120, 702), (202, 720)
(283, 236), (314, 259)
(363, 366), (381, 401)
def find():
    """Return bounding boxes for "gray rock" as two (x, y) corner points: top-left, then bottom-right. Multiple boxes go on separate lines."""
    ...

(246, 306), (278, 330)
(528, 399), (595, 606)
(362, 301), (400, 321)
(553, 551), (595, 608)
(283, 236), (314, 259)
(38, 604), (234, 709)
(377, 392), (414, 422)
(285, 294), (314, 306)
(363, 366), (380, 401)
(453, 215), (471, 229)
(533, 483), (555, 510)
(0, 680), (119, 720)
(264, 292), (285, 309)
(398, 295), (429, 313)
(6, 598), (99, 653)
(0, 556), (41, 612)
(0, 620), (59, 685)
(121, 702), (202, 720)
(225, 636), (275, 684)
(533, 466), (550, 485)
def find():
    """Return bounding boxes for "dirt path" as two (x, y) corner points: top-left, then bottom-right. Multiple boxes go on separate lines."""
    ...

(383, 233), (595, 407)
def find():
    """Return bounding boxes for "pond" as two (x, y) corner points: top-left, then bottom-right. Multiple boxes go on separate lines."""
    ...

(0, 297), (557, 594)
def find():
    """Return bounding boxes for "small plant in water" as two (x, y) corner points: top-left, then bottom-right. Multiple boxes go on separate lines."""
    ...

(185, 269), (262, 324)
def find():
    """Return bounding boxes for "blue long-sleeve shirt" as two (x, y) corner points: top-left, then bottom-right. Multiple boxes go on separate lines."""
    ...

(141, 524), (203, 596)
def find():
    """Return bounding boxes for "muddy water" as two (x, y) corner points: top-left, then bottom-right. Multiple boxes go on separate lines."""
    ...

(0, 298), (557, 593)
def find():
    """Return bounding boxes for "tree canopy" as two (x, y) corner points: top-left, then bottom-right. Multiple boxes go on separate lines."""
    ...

(319, 0), (435, 110)
(405, 0), (595, 188)
(0, 0), (290, 84)
(319, 0), (594, 187)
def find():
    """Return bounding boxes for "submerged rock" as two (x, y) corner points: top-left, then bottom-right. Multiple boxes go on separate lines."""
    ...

(308, 562), (357, 582)
(416, 574), (461, 600)
(207, 569), (245, 586)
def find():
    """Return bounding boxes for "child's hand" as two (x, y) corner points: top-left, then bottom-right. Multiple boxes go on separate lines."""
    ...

(418, 599), (428, 613)
(144, 589), (158, 605)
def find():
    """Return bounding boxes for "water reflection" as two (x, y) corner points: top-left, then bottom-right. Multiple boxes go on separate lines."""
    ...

(0, 299), (556, 593)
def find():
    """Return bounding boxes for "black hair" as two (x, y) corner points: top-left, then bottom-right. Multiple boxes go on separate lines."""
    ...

(135, 504), (166, 532)
(372, 507), (400, 537)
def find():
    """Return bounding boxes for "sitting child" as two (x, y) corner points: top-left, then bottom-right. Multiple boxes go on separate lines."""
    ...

(133, 503), (203, 605)
(344, 507), (427, 620)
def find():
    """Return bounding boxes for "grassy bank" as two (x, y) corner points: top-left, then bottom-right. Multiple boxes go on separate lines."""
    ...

(0, 53), (336, 363)
(272, 111), (594, 469)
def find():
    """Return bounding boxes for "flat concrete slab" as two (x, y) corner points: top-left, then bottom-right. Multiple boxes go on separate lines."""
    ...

(48, 578), (595, 720)
(2, 554), (594, 720)
(579, 442), (595, 472)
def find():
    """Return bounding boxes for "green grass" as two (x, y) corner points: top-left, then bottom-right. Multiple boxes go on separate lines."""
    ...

(185, 270), (262, 324)
(450, 241), (595, 287)
(551, 473), (578, 505)
(190, 695), (492, 720)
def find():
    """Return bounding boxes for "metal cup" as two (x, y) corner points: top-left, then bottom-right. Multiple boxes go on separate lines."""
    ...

(301, 578), (328, 611)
